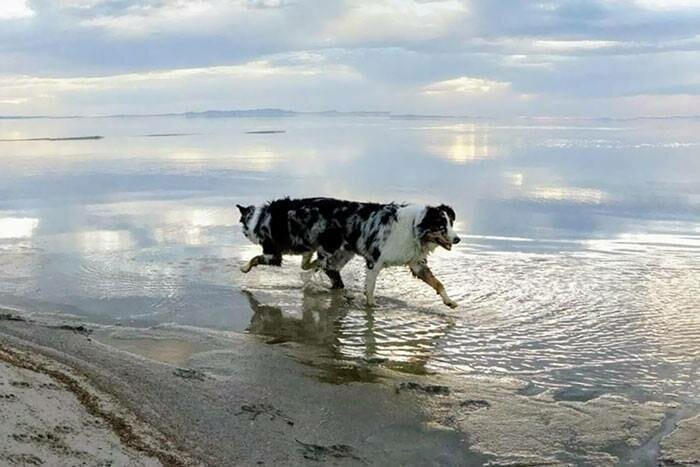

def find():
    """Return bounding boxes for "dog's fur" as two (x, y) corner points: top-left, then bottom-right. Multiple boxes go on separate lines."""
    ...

(237, 197), (460, 308)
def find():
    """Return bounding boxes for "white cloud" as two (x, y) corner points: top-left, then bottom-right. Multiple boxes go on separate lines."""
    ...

(80, 1), (226, 36)
(632, 0), (700, 10)
(422, 76), (510, 95)
(531, 40), (622, 52)
(0, 0), (34, 19)
(323, 0), (468, 44)
(0, 97), (29, 104)
(0, 54), (363, 114)
(56, 0), (108, 8)
(0, 57), (356, 92)
(500, 54), (556, 69)
(74, 0), (300, 38)
(247, 0), (287, 8)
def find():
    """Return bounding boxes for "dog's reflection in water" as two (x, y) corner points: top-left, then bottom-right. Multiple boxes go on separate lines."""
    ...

(242, 289), (436, 375)
(243, 289), (350, 347)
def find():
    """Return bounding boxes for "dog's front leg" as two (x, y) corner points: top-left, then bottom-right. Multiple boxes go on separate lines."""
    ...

(300, 252), (318, 271)
(240, 255), (261, 273)
(364, 263), (382, 306)
(409, 262), (458, 308)
(240, 253), (282, 273)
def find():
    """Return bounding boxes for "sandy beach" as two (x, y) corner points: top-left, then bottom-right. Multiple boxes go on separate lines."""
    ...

(1, 308), (697, 466)
(0, 319), (190, 465)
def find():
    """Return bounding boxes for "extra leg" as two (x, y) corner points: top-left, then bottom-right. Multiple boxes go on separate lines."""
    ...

(409, 262), (458, 308)
(240, 253), (282, 273)
(300, 252), (317, 271)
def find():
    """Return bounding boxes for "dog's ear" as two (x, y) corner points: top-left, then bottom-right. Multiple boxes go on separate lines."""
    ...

(237, 204), (252, 216)
(437, 204), (456, 222)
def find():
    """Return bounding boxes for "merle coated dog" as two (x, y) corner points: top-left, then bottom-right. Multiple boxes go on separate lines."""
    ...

(237, 197), (460, 308)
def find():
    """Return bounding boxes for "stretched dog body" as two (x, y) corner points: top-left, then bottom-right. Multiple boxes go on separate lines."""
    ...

(237, 197), (460, 308)
(237, 197), (359, 288)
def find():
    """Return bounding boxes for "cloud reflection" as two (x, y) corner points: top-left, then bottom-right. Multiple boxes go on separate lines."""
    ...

(56, 229), (135, 253)
(427, 124), (492, 164)
(0, 217), (39, 239)
(526, 186), (608, 204)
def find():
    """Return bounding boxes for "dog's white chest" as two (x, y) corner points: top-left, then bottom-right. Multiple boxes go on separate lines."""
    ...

(379, 206), (425, 266)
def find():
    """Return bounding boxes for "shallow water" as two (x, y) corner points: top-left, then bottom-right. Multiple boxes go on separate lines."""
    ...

(1, 115), (698, 406)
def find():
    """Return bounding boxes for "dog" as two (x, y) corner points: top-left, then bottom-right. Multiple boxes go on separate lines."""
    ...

(237, 197), (460, 308)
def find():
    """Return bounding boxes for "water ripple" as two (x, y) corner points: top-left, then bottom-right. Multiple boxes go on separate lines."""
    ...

(241, 236), (699, 400)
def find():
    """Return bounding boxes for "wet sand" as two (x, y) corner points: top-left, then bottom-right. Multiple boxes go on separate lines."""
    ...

(1, 308), (698, 466)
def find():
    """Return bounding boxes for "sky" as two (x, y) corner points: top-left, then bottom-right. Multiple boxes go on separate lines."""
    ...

(1, 0), (700, 117)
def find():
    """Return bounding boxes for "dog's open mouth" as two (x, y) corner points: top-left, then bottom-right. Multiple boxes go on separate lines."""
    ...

(436, 237), (452, 250)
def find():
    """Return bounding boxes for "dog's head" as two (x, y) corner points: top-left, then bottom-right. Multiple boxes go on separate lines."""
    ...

(237, 204), (258, 242)
(417, 204), (460, 251)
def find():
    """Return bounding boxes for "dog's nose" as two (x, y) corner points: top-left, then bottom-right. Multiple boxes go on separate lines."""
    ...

(453, 236), (461, 244)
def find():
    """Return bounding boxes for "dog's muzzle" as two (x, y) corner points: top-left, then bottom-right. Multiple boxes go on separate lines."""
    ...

(435, 236), (453, 250)
(438, 235), (460, 250)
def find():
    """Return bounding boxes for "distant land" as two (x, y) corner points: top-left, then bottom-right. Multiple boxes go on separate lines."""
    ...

(0, 135), (103, 142)
(0, 109), (392, 120)
(1, 108), (700, 122)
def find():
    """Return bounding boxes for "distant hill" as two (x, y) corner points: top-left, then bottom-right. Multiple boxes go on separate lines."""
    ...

(182, 108), (298, 118)
(181, 109), (392, 118)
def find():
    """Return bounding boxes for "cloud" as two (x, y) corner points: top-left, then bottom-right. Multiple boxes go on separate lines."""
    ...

(79, 1), (241, 37)
(0, 97), (30, 104)
(0, 53), (363, 115)
(322, 0), (468, 44)
(1, 59), (346, 92)
(2, 0), (700, 117)
(633, 0), (700, 11)
(0, 0), (33, 19)
(530, 39), (621, 52)
(247, 0), (289, 9)
(422, 76), (510, 95)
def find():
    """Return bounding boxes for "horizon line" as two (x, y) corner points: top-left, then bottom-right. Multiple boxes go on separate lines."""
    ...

(1, 108), (699, 122)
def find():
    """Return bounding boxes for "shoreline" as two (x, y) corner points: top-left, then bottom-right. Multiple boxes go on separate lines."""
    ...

(1, 308), (698, 466)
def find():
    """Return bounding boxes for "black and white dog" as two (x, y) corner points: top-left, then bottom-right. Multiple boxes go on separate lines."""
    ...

(237, 197), (460, 308)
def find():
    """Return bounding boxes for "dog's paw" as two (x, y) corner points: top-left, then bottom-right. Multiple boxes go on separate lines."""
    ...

(443, 298), (458, 309)
(240, 264), (252, 273)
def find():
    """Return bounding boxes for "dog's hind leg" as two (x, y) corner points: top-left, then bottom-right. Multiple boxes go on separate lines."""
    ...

(409, 261), (458, 308)
(240, 253), (282, 273)
(319, 249), (353, 290)
(324, 270), (344, 289)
